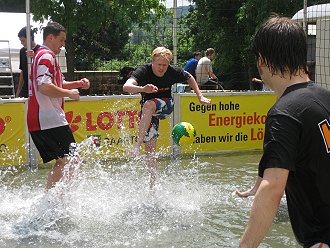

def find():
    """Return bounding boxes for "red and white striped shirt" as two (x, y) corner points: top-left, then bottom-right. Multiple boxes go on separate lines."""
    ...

(27, 46), (68, 131)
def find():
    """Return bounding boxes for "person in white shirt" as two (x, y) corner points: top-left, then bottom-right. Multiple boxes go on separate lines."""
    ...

(195, 48), (218, 87)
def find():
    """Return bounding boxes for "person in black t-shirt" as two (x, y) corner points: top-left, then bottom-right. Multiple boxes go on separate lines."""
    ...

(236, 16), (330, 248)
(123, 47), (211, 188)
(16, 27), (40, 98)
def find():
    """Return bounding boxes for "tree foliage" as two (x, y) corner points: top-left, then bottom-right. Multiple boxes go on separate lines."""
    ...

(4, 0), (328, 86)
(0, 0), (25, 12)
(30, 0), (167, 78)
(187, 0), (328, 89)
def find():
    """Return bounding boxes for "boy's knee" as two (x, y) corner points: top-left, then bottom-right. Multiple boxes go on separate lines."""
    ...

(142, 100), (156, 111)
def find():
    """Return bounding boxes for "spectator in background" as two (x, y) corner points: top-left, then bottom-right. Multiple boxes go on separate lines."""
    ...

(16, 27), (40, 98)
(195, 48), (218, 87)
(183, 51), (202, 79)
(118, 66), (135, 85)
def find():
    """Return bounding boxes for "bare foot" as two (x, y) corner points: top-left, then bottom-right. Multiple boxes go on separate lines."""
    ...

(132, 145), (140, 156)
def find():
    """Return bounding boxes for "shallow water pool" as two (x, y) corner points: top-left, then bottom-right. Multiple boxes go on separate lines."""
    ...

(0, 150), (299, 248)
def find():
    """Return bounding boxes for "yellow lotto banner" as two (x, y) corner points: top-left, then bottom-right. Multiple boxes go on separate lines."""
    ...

(0, 102), (26, 166)
(178, 93), (277, 153)
(0, 93), (276, 166)
(65, 97), (171, 158)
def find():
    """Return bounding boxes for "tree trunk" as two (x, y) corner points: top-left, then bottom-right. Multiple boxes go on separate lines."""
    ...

(65, 32), (75, 81)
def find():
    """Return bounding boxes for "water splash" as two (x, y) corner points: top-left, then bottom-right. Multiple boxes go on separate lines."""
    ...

(0, 145), (297, 248)
(0, 138), (211, 248)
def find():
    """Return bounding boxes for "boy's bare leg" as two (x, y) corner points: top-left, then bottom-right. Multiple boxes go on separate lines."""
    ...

(145, 138), (157, 189)
(134, 100), (156, 156)
(45, 156), (78, 191)
(46, 157), (67, 191)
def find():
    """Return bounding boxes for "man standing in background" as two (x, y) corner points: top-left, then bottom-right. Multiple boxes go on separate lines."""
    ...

(16, 27), (40, 98)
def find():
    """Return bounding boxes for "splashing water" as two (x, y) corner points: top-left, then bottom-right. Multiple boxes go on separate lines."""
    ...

(0, 141), (298, 248)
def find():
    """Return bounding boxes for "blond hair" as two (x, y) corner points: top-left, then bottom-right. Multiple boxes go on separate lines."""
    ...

(151, 47), (173, 62)
(205, 48), (215, 56)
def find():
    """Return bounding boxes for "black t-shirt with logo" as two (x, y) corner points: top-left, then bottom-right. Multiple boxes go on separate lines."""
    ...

(130, 63), (190, 102)
(258, 82), (330, 246)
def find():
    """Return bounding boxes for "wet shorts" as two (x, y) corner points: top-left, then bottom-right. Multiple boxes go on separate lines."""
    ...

(30, 125), (75, 163)
(141, 98), (174, 142)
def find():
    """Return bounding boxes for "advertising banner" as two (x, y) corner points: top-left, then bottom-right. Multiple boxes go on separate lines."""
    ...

(0, 102), (26, 166)
(178, 93), (276, 153)
(65, 96), (171, 158)
(0, 93), (276, 166)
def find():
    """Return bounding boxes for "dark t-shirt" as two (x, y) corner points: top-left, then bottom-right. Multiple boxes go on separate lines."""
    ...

(258, 82), (330, 246)
(19, 45), (40, 97)
(131, 64), (190, 102)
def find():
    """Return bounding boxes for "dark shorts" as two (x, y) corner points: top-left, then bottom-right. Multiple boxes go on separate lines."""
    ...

(141, 98), (174, 142)
(30, 125), (75, 163)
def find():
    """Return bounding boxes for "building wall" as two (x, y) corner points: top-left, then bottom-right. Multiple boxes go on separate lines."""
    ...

(0, 70), (122, 97)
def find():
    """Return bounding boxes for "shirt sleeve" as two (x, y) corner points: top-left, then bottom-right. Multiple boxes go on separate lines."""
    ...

(131, 65), (147, 86)
(36, 53), (55, 86)
(258, 114), (302, 177)
(173, 66), (191, 82)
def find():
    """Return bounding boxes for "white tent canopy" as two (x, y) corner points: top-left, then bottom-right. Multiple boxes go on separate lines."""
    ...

(292, 3), (330, 22)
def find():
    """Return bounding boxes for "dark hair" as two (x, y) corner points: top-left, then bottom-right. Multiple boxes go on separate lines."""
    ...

(194, 52), (202, 57)
(253, 16), (308, 76)
(43, 22), (66, 40)
(18, 27), (35, 40)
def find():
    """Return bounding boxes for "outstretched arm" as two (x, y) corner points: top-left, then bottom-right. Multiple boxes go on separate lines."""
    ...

(40, 83), (80, 100)
(123, 78), (158, 94)
(63, 78), (90, 90)
(187, 75), (211, 105)
(239, 168), (288, 248)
